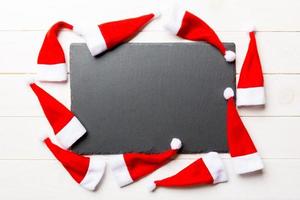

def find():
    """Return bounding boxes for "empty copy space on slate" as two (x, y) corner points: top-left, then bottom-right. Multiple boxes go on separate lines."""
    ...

(70, 43), (235, 154)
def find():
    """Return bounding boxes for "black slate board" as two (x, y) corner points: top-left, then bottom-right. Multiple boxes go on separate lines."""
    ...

(70, 43), (235, 154)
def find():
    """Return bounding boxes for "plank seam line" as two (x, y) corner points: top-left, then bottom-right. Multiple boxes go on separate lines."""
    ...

(0, 158), (299, 161)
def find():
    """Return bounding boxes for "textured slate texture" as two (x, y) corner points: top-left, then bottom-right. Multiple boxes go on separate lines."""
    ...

(70, 43), (235, 154)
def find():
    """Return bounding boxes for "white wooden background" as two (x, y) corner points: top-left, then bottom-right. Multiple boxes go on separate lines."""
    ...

(0, 0), (300, 199)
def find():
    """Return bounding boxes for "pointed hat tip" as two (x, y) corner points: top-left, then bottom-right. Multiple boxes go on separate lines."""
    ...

(223, 87), (234, 100)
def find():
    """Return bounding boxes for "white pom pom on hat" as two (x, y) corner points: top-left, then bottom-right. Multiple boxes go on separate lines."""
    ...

(26, 76), (35, 86)
(39, 132), (49, 142)
(224, 50), (236, 62)
(152, 10), (161, 18)
(147, 152), (228, 190)
(109, 137), (183, 188)
(236, 28), (265, 107)
(245, 25), (256, 33)
(147, 181), (157, 192)
(223, 87), (234, 100)
(170, 138), (182, 150)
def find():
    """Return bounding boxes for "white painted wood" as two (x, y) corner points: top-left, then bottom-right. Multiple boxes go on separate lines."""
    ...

(0, 75), (70, 116)
(1, 31), (300, 74)
(0, 159), (299, 200)
(0, 0), (299, 31)
(1, 74), (300, 117)
(0, 31), (82, 73)
(0, 117), (299, 159)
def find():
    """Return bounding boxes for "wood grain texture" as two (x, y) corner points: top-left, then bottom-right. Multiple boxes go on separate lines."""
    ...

(0, 0), (299, 31)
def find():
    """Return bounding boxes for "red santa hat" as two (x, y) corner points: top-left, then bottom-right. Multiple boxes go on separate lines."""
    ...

(73, 13), (159, 57)
(236, 30), (265, 106)
(148, 152), (227, 191)
(109, 138), (182, 187)
(37, 21), (73, 82)
(43, 137), (106, 191)
(223, 87), (264, 174)
(30, 83), (86, 149)
(165, 9), (235, 62)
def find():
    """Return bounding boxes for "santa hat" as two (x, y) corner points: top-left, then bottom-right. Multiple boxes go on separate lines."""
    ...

(109, 138), (182, 187)
(73, 13), (158, 57)
(43, 137), (106, 190)
(148, 152), (227, 191)
(74, 13), (157, 56)
(236, 30), (265, 106)
(165, 9), (235, 62)
(37, 21), (73, 82)
(223, 87), (264, 174)
(30, 83), (86, 149)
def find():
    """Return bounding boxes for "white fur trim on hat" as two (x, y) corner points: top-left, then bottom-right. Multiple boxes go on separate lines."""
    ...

(73, 25), (107, 57)
(202, 152), (228, 184)
(236, 87), (265, 106)
(223, 87), (234, 100)
(170, 138), (182, 150)
(55, 116), (86, 149)
(36, 63), (67, 82)
(164, 8), (186, 35)
(80, 156), (106, 191)
(231, 152), (264, 174)
(109, 155), (133, 187)
(224, 50), (236, 62)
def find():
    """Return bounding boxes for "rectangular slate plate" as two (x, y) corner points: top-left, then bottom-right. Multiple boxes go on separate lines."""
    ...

(70, 43), (235, 154)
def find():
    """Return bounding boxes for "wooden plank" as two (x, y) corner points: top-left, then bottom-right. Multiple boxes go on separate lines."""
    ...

(0, 0), (299, 31)
(1, 74), (300, 117)
(1, 31), (300, 74)
(0, 159), (299, 199)
(0, 75), (70, 116)
(0, 117), (299, 159)
(0, 31), (81, 73)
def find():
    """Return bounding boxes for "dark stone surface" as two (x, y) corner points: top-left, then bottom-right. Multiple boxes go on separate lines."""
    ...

(70, 42), (235, 154)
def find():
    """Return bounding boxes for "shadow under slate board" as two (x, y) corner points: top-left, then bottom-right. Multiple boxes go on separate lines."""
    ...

(70, 42), (236, 154)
